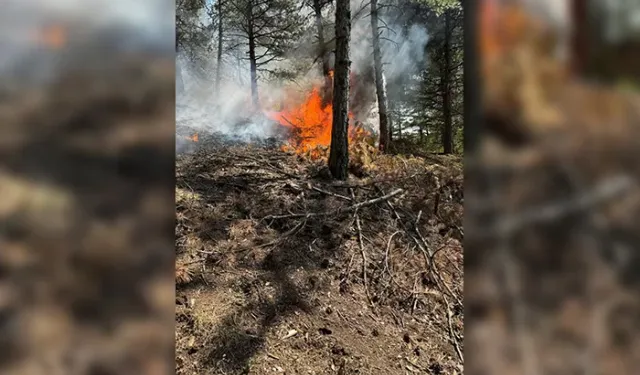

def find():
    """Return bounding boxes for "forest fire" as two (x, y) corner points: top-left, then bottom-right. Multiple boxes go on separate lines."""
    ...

(31, 24), (68, 49)
(479, 0), (546, 67)
(266, 72), (369, 156)
(180, 133), (199, 143)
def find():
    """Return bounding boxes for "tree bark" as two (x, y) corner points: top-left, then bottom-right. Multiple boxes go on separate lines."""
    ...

(464, 0), (481, 154)
(389, 97), (395, 141)
(177, 61), (185, 96)
(313, 0), (332, 106)
(247, 1), (259, 109)
(570, 0), (588, 77)
(328, 0), (351, 180)
(370, 0), (391, 152)
(215, 0), (224, 98)
(441, 9), (454, 154)
(313, 0), (329, 76)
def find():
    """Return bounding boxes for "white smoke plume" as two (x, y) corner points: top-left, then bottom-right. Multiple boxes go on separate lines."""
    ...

(0, 0), (174, 83)
(177, 0), (429, 146)
(348, 0), (429, 80)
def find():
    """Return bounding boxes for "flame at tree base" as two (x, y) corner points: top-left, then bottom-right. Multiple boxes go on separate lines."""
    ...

(265, 77), (372, 159)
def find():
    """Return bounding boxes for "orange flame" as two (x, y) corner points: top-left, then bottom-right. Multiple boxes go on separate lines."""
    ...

(32, 24), (68, 49)
(181, 133), (199, 143)
(480, 0), (544, 63)
(268, 87), (334, 150)
(265, 71), (367, 157)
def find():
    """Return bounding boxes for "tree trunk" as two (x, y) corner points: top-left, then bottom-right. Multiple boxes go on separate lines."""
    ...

(313, 0), (329, 76)
(441, 9), (454, 154)
(570, 0), (588, 76)
(176, 57), (185, 96)
(370, 0), (391, 152)
(464, 0), (481, 154)
(313, 0), (332, 106)
(247, 2), (259, 109)
(389, 97), (395, 141)
(215, 0), (224, 98)
(328, 0), (351, 180)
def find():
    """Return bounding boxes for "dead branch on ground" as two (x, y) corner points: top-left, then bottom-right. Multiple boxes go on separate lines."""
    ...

(262, 188), (403, 221)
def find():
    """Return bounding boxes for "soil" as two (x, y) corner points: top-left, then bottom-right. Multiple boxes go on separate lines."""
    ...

(466, 9), (640, 373)
(175, 139), (463, 375)
(0, 52), (176, 375)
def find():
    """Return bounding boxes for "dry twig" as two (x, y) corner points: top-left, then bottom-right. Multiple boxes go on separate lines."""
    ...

(355, 210), (376, 313)
(443, 294), (464, 363)
(263, 189), (403, 221)
(311, 186), (353, 201)
(483, 175), (634, 238)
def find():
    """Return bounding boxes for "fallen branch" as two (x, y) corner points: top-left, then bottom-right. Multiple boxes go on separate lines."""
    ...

(263, 189), (403, 221)
(331, 175), (422, 189)
(479, 175), (635, 238)
(375, 186), (402, 222)
(311, 186), (353, 201)
(232, 153), (301, 180)
(179, 258), (207, 266)
(253, 220), (307, 249)
(430, 256), (462, 308)
(443, 294), (464, 363)
(355, 210), (376, 313)
(383, 231), (402, 287)
(415, 210), (432, 258)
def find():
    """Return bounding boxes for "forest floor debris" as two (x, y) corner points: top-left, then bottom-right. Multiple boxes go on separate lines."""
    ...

(175, 142), (463, 374)
(0, 55), (175, 375)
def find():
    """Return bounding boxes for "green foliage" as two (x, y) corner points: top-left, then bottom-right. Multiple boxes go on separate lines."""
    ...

(225, 0), (306, 70)
(176, 0), (210, 51)
(391, 2), (463, 154)
(176, 0), (215, 70)
(418, 0), (460, 15)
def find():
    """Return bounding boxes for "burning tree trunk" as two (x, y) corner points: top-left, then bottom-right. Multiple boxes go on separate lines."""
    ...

(215, 0), (224, 98)
(329, 0), (351, 180)
(247, 2), (259, 109)
(370, 0), (391, 152)
(442, 8), (454, 154)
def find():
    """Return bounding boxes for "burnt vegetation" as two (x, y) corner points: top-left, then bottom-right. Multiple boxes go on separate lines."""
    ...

(176, 0), (463, 373)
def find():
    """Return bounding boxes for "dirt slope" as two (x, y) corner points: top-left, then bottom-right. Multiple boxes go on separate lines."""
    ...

(175, 143), (463, 375)
(0, 55), (175, 375)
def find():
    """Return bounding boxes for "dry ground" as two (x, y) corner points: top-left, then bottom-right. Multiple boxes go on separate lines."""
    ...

(0, 52), (175, 375)
(175, 140), (463, 375)
(466, 8), (640, 372)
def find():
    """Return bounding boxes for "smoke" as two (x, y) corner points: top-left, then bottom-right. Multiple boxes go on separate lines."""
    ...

(348, 0), (429, 78)
(384, 24), (430, 80)
(1, 0), (173, 36)
(520, 0), (570, 60)
(177, 51), (287, 155)
(0, 0), (174, 84)
(177, 0), (429, 145)
(348, 0), (430, 128)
